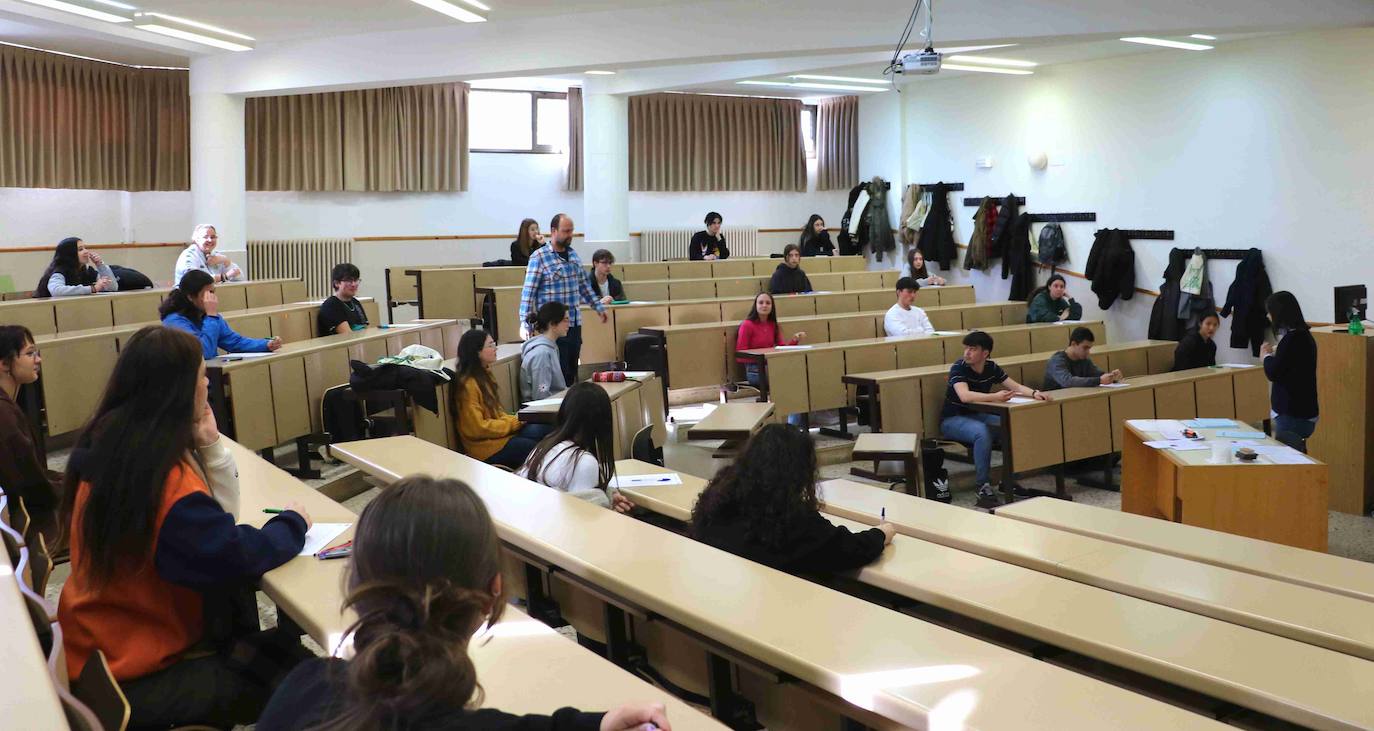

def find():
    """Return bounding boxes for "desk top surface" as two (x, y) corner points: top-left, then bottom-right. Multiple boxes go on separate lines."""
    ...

(971, 365), (1257, 413)
(688, 402), (774, 438)
(843, 339), (1171, 383)
(0, 277), (298, 309)
(210, 319), (456, 371)
(0, 567), (66, 730)
(518, 378), (645, 416)
(34, 298), (345, 344)
(1124, 420), (1326, 468)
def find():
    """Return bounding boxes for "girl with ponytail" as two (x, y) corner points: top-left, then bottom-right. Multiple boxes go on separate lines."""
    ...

(161, 270), (282, 359)
(257, 476), (674, 731)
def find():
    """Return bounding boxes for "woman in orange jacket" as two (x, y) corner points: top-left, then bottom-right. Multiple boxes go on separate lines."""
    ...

(452, 329), (551, 466)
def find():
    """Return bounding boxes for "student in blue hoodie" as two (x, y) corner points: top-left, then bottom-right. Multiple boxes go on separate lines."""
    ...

(520, 301), (571, 402)
(160, 270), (281, 359)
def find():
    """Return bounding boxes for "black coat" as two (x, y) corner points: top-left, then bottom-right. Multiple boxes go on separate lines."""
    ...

(1001, 212), (1036, 301)
(1171, 330), (1217, 371)
(800, 230), (835, 257)
(1220, 248), (1273, 355)
(1148, 248), (1189, 341)
(916, 182), (958, 269)
(1084, 228), (1136, 310)
(694, 510), (886, 576)
(1264, 328), (1318, 418)
(769, 263), (812, 295)
(689, 231), (729, 260)
(989, 193), (1020, 260)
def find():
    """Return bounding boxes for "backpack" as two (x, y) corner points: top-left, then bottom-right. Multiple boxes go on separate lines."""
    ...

(1036, 222), (1068, 266)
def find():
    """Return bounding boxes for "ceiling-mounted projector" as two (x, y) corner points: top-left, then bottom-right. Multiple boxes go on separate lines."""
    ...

(895, 47), (942, 75)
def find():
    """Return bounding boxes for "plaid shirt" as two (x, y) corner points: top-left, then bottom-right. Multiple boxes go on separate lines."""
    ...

(519, 243), (605, 327)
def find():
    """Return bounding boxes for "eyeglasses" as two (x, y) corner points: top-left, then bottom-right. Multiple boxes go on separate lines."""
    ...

(338, 279), (360, 285)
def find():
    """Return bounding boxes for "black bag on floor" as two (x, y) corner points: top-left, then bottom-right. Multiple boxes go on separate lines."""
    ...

(110, 264), (154, 291)
(623, 333), (663, 373)
(922, 440), (948, 493)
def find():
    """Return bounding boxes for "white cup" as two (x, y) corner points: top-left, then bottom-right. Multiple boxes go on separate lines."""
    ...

(1209, 441), (1231, 464)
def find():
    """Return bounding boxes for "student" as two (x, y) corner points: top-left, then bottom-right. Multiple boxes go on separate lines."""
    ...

(0, 326), (61, 536)
(1261, 291), (1318, 451)
(1042, 327), (1122, 390)
(798, 214), (835, 257)
(58, 325), (310, 729)
(691, 424), (894, 574)
(509, 217), (545, 267)
(518, 213), (608, 387)
(941, 331), (1050, 509)
(884, 277), (935, 337)
(520, 302), (570, 402)
(318, 262), (370, 336)
(453, 329), (550, 467)
(518, 383), (634, 512)
(689, 212), (729, 260)
(34, 237), (118, 297)
(902, 248), (946, 286)
(161, 270), (282, 359)
(1172, 311), (1220, 371)
(1026, 274), (1083, 323)
(769, 244), (812, 295)
(735, 293), (805, 387)
(256, 475), (672, 731)
(174, 224), (243, 284)
(587, 249), (625, 304)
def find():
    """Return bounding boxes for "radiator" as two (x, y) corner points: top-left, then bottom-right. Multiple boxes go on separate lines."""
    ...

(639, 226), (759, 261)
(247, 238), (353, 300)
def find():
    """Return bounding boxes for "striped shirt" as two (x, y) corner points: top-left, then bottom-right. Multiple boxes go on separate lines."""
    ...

(519, 244), (605, 327)
(942, 358), (1008, 418)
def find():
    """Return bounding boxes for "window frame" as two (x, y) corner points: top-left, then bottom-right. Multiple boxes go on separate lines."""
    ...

(469, 88), (570, 155)
(801, 104), (818, 160)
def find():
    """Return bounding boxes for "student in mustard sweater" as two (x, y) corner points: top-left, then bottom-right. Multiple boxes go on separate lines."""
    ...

(453, 329), (550, 467)
(57, 326), (309, 729)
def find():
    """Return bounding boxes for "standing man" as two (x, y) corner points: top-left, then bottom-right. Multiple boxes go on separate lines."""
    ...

(175, 224), (244, 284)
(519, 213), (608, 385)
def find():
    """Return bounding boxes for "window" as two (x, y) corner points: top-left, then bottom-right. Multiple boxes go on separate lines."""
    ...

(801, 104), (817, 159)
(469, 89), (569, 153)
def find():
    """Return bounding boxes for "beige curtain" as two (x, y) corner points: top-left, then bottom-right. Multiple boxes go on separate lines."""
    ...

(815, 95), (859, 191)
(565, 87), (583, 192)
(0, 45), (189, 191)
(629, 93), (805, 192)
(246, 82), (468, 192)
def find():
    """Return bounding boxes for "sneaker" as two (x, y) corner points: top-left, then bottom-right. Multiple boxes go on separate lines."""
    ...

(929, 478), (952, 503)
(975, 485), (1001, 510)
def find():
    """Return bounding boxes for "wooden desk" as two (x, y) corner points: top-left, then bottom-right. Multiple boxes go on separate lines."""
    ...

(688, 402), (774, 441)
(0, 565), (66, 730)
(1311, 328), (1374, 514)
(332, 436), (1227, 731)
(517, 376), (667, 459)
(1120, 421), (1329, 551)
(849, 432), (923, 494)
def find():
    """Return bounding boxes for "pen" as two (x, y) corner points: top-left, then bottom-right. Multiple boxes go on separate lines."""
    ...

(318, 548), (352, 560)
(262, 508), (286, 514)
(320, 540), (353, 553)
(881, 507), (886, 520)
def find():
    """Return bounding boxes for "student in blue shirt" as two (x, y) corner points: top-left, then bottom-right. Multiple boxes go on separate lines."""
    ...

(160, 270), (281, 359)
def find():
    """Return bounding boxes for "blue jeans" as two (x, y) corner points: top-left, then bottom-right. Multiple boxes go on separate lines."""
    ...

(556, 325), (583, 386)
(486, 423), (553, 468)
(1273, 414), (1317, 453)
(940, 412), (1002, 485)
(746, 364), (804, 426)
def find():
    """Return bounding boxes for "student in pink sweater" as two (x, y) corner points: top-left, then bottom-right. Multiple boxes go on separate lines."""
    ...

(735, 293), (807, 426)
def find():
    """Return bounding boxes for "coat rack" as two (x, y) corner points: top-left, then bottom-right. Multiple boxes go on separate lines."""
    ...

(1178, 248), (1255, 260)
(1118, 229), (1175, 240)
(919, 182), (963, 191)
(963, 196), (1025, 206)
(1028, 212), (1097, 223)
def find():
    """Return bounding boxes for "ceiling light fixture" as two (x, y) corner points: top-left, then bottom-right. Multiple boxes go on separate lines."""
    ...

(945, 55), (1038, 68)
(584, 70), (616, 75)
(134, 12), (256, 51)
(408, 0), (487, 23)
(15, 0), (133, 23)
(790, 74), (888, 85)
(940, 63), (1034, 76)
(1190, 34), (1217, 40)
(1120, 36), (1213, 51)
(738, 80), (885, 93)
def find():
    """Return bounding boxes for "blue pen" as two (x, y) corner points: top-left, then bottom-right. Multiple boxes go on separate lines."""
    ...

(881, 507), (886, 520)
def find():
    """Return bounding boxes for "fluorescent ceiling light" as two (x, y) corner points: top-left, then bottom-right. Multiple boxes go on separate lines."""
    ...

(90, 0), (135, 8)
(136, 24), (253, 51)
(15, 0), (132, 23)
(1190, 34), (1217, 40)
(941, 63), (1033, 76)
(791, 74), (887, 85)
(408, 0), (487, 22)
(459, 0), (491, 9)
(584, 70), (616, 75)
(945, 55), (1037, 68)
(1120, 36), (1212, 50)
(738, 80), (885, 93)
(133, 11), (256, 51)
(135, 12), (255, 40)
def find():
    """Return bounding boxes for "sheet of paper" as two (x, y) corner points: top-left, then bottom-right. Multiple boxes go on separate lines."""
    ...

(1218, 363), (1253, 368)
(932, 331), (962, 336)
(1157, 428), (1188, 440)
(610, 473), (684, 488)
(1143, 440), (1208, 451)
(1129, 419), (1187, 433)
(1101, 382), (1130, 388)
(620, 371), (656, 380)
(1185, 418), (1237, 428)
(1251, 445), (1315, 464)
(299, 522), (352, 557)
(522, 397), (564, 408)
(1217, 430), (1266, 439)
(1007, 396), (1035, 404)
(217, 352), (274, 360)
(379, 322), (423, 329)
(775, 345), (812, 350)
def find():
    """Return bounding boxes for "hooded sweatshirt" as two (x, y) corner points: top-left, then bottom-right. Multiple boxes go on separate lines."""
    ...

(520, 335), (567, 402)
(769, 262), (812, 295)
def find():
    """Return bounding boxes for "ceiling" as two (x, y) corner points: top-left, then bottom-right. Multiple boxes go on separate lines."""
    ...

(0, 12), (190, 66)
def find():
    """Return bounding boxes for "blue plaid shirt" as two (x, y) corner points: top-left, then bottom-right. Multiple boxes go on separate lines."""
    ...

(519, 243), (605, 327)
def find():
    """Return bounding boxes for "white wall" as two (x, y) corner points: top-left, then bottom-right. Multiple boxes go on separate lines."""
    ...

(860, 28), (1374, 362)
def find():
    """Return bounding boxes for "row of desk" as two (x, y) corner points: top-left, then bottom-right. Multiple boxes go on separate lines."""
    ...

(0, 490), (68, 729)
(516, 375), (668, 460)
(0, 277), (307, 336)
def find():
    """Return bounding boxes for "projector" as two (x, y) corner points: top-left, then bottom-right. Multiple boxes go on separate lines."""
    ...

(896, 49), (942, 75)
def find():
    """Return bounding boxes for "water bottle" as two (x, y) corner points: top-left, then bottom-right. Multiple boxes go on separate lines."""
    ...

(1350, 307), (1365, 335)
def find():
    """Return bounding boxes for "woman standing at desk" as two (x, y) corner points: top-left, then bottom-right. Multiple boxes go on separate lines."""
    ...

(1261, 291), (1318, 451)
(34, 237), (117, 297)
(160, 271), (281, 360)
(689, 212), (729, 260)
(257, 476), (673, 731)
(1026, 274), (1083, 323)
(1172, 311), (1219, 371)
(692, 424), (894, 575)
(519, 383), (634, 512)
(453, 329), (550, 468)
(0, 325), (61, 538)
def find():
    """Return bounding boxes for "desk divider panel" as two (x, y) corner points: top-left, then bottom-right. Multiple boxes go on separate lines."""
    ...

(216, 285), (249, 311)
(993, 329), (1032, 357)
(669, 302), (723, 325)
(614, 306), (669, 356)
(880, 378), (924, 434)
(752, 260), (777, 276)
(667, 261), (713, 279)
(474, 268), (525, 289)
(349, 338), (387, 366)
(281, 280), (309, 302)
(807, 273), (845, 292)
(42, 337), (116, 436)
(961, 306), (1003, 330)
(1028, 324), (1075, 353)
(920, 373), (949, 437)
(621, 263), (669, 281)
(912, 289), (940, 308)
(668, 280), (715, 300)
(304, 348), (352, 433)
(926, 309), (962, 331)
(857, 290), (892, 311)
(827, 316), (876, 343)
(1105, 349), (1148, 378)
(418, 269), (476, 319)
(806, 349), (848, 411)
(2, 301), (57, 336)
(813, 293), (859, 315)
(805, 258), (834, 273)
(785, 318), (825, 343)
(246, 282), (284, 309)
(844, 345), (897, 405)
(228, 364), (278, 450)
(362, 299), (381, 323)
(667, 329), (727, 389)
(897, 338), (946, 368)
(626, 281), (669, 301)
(1194, 376), (1237, 418)
(1233, 367), (1270, 424)
(720, 299), (753, 320)
(937, 287), (976, 306)
(111, 290), (165, 325)
(235, 315), (273, 339)
(1109, 389), (1158, 452)
(1154, 381), (1198, 420)
(581, 313), (617, 362)
(1020, 359), (1048, 389)
(716, 278), (764, 297)
(54, 296), (113, 332)
(1062, 397), (1113, 461)
(269, 360), (312, 443)
(1010, 404), (1066, 471)
(710, 260), (755, 278)
(830, 257), (866, 272)
(843, 272), (884, 291)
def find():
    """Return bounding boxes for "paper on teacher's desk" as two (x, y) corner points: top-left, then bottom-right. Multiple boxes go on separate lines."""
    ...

(522, 397), (564, 408)
(1251, 445), (1315, 464)
(775, 345), (812, 350)
(1217, 430), (1266, 439)
(1143, 440), (1208, 451)
(1185, 418), (1237, 428)
(219, 352), (275, 360)
(610, 473), (684, 488)
(299, 523), (352, 557)
(1128, 419), (1188, 433)
(1007, 396), (1036, 404)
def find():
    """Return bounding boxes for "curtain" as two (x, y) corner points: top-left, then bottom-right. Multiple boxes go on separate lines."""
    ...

(629, 93), (805, 192)
(815, 95), (859, 191)
(0, 44), (189, 191)
(246, 82), (468, 192)
(565, 86), (583, 192)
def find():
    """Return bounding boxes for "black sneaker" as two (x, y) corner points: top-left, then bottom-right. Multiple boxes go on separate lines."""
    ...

(975, 485), (1001, 510)
(929, 478), (952, 503)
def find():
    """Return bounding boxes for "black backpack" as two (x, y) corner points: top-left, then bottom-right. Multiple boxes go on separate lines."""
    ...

(1037, 223), (1068, 266)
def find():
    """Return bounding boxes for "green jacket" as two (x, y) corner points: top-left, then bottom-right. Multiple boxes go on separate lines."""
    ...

(1027, 291), (1083, 323)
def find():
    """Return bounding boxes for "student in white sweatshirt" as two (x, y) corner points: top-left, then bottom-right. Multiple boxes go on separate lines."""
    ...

(884, 277), (935, 337)
(518, 382), (633, 512)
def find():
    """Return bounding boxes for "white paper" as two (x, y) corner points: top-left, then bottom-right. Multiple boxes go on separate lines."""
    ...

(1143, 440), (1209, 451)
(1157, 428), (1188, 440)
(379, 322), (422, 329)
(932, 331), (962, 336)
(1251, 445), (1314, 464)
(774, 345), (812, 350)
(218, 352), (274, 360)
(1007, 396), (1035, 404)
(1129, 419), (1188, 433)
(1218, 363), (1253, 368)
(299, 522), (352, 557)
(522, 397), (564, 408)
(620, 371), (656, 380)
(1101, 382), (1129, 388)
(611, 473), (684, 488)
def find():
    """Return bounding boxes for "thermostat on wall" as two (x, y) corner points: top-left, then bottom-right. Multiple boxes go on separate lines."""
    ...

(975, 157), (994, 169)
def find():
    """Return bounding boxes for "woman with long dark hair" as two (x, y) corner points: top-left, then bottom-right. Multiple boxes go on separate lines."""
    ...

(0, 325), (61, 535)
(1172, 311), (1220, 371)
(798, 215), (835, 257)
(1261, 291), (1318, 451)
(510, 218), (545, 267)
(691, 424), (893, 574)
(257, 476), (672, 730)
(734, 293), (805, 388)
(160, 270), (281, 359)
(57, 326), (310, 728)
(902, 248), (946, 287)
(453, 329), (550, 467)
(35, 237), (118, 297)
(1026, 273), (1083, 323)
(518, 383), (632, 512)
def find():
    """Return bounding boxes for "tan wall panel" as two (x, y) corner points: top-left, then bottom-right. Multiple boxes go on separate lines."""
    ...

(228, 365), (278, 449)
(269, 359), (312, 443)
(896, 338), (945, 369)
(1154, 382), (1197, 420)
(1109, 389), (1157, 452)
(806, 349), (847, 411)
(54, 297), (113, 332)
(1062, 397), (1112, 461)
(668, 280), (715, 300)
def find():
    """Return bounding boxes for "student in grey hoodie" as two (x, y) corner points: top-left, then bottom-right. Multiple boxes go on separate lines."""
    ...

(520, 301), (571, 402)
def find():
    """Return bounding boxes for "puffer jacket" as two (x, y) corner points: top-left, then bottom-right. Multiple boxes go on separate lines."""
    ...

(1084, 228), (1136, 310)
(989, 193), (1020, 260)
(916, 182), (958, 269)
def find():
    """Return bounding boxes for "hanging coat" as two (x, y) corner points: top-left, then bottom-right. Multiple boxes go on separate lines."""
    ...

(962, 197), (995, 271)
(898, 184), (919, 245)
(1083, 228), (1136, 310)
(836, 183), (865, 256)
(864, 176), (896, 262)
(1001, 213), (1036, 301)
(1148, 248), (1190, 341)
(916, 182), (957, 269)
(1220, 248), (1273, 355)
(989, 193), (1020, 260)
